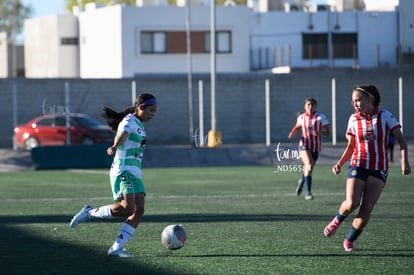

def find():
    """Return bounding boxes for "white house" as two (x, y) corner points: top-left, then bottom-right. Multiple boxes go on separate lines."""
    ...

(22, 0), (413, 78)
(78, 4), (251, 78)
(250, 11), (398, 68)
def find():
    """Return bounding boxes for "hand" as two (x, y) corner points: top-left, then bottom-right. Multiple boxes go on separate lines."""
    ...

(107, 146), (116, 156)
(332, 163), (341, 175)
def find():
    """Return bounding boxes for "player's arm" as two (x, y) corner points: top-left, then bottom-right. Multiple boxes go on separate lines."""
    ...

(321, 125), (330, 136)
(288, 124), (301, 139)
(313, 125), (330, 137)
(317, 114), (330, 136)
(107, 131), (129, 155)
(332, 133), (355, 175)
(392, 127), (411, 175)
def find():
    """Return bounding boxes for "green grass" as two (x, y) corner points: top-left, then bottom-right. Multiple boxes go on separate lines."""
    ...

(0, 165), (413, 274)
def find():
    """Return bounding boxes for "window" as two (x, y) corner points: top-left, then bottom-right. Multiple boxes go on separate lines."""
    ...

(61, 38), (79, 45)
(302, 33), (328, 59)
(36, 118), (54, 127)
(55, 117), (67, 127)
(332, 33), (358, 58)
(204, 31), (232, 53)
(140, 30), (231, 54)
(140, 32), (167, 53)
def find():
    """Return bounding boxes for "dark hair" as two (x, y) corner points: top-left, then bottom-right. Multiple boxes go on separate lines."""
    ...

(305, 97), (318, 106)
(355, 85), (381, 108)
(135, 93), (156, 108)
(296, 97), (318, 116)
(102, 93), (156, 131)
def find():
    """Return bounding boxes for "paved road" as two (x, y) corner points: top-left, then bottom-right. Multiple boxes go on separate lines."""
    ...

(0, 149), (32, 172)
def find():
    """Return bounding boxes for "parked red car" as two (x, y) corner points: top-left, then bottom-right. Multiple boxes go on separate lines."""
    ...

(13, 113), (115, 150)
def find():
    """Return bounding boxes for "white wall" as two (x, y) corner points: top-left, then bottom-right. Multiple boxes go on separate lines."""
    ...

(79, 5), (123, 78)
(24, 14), (79, 78)
(0, 32), (8, 77)
(357, 12), (397, 67)
(398, 0), (414, 53)
(57, 15), (80, 77)
(79, 5), (251, 78)
(250, 10), (397, 68)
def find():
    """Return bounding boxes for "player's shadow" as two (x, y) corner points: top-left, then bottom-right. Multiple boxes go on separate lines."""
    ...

(0, 220), (173, 275)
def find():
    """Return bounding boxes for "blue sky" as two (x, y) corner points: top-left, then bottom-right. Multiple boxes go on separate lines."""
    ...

(22, 0), (66, 17)
(16, 0), (66, 43)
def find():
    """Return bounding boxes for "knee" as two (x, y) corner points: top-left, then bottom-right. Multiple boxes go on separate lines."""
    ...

(124, 204), (136, 217)
(342, 200), (359, 213)
(353, 217), (369, 229)
(303, 164), (313, 174)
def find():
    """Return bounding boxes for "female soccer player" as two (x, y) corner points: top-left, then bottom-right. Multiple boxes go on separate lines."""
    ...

(288, 98), (330, 200)
(324, 85), (411, 252)
(69, 93), (157, 258)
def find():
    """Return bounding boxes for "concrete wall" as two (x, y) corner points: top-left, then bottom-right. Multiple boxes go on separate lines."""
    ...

(0, 69), (413, 148)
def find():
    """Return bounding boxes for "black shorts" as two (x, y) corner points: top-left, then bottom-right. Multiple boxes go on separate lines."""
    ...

(347, 166), (388, 183)
(298, 146), (319, 162)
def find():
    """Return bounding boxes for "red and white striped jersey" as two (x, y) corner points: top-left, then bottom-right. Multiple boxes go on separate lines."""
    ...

(347, 108), (400, 171)
(297, 111), (330, 152)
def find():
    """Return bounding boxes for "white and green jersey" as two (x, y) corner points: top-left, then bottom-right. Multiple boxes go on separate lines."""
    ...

(110, 113), (146, 178)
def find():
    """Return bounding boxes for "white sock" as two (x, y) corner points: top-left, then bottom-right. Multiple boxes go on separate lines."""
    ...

(110, 223), (136, 251)
(88, 205), (112, 218)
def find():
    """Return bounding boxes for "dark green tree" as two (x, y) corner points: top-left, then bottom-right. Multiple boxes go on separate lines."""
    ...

(0, 0), (32, 43)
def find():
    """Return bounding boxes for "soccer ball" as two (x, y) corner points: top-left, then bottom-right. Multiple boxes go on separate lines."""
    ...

(161, 224), (187, 250)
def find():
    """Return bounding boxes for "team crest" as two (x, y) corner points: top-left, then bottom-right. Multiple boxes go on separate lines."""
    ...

(365, 133), (376, 141)
(351, 169), (357, 176)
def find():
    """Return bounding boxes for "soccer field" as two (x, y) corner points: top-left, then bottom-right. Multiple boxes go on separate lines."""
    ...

(0, 165), (413, 274)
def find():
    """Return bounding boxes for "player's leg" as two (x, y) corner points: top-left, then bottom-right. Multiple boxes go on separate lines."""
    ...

(344, 176), (385, 251)
(324, 175), (365, 237)
(108, 174), (146, 257)
(70, 172), (136, 228)
(300, 150), (314, 199)
(107, 193), (138, 257)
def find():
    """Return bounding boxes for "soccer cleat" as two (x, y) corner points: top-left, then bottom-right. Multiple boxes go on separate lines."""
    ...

(324, 216), (342, 237)
(305, 193), (313, 200)
(343, 239), (355, 252)
(69, 205), (92, 228)
(108, 248), (134, 258)
(296, 178), (304, 196)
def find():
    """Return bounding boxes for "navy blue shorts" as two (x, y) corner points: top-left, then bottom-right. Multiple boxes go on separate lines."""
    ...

(347, 166), (388, 183)
(298, 146), (319, 162)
